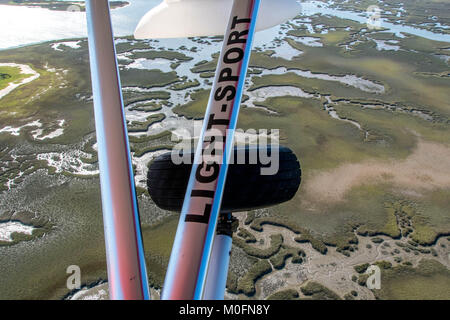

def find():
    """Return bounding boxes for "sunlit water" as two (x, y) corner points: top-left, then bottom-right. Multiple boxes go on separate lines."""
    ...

(0, 0), (449, 50)
(0, 0), (160, 49)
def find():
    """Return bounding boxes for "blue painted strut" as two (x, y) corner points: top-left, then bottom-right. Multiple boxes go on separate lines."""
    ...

(194, 0), (261, 300)
(203, 213), (234, 300)
(161, 0), (261, 300)
(85, 0), (149, 300)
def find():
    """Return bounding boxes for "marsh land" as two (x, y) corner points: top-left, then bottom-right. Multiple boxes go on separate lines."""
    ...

(0, 0), (449, 300)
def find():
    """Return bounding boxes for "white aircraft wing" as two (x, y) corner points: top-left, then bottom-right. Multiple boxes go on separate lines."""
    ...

(134, 0), (301, 39)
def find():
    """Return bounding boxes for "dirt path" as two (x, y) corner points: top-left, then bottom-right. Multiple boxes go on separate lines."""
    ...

(303, 139), (450, 204)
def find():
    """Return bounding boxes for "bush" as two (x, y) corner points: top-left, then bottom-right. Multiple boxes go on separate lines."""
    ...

(408, 240), (418, 247)
(371, 237), (384, 244)
(234, 234), (283, 259)
(344, 291), (358, 300)
(354, 263), (370, 274)
(245, 211), (256, 225)
(267, 289), (299, 300)
(237, 260), (272, 296)
(237, 228), (257, 243)
(295, 235), (328, 254)
(270, 248), (292, 270)
(226, 271), (239, 294)
(249, 217), (328, 255)
(270, 247), (305, 269)
(357, 274), (369, 286)
(375, 260), (392, 270)
(300, 281), (341, 300)
(344, 293), (355, 300)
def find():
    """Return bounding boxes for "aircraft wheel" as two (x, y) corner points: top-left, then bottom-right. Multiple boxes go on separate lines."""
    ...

(147, 146), (301, 213)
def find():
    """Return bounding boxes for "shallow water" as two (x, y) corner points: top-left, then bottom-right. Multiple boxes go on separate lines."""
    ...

(0, 221), (35, 242)
(1, 0), (449, 50)
(257, 67), (385, 94)
(125, 57), (174, 73)
(301, 1), (450, 43)
(0, 0), (159, 49)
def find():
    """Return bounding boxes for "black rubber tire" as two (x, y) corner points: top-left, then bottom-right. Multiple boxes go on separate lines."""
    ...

(147, 146), (301, 213)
